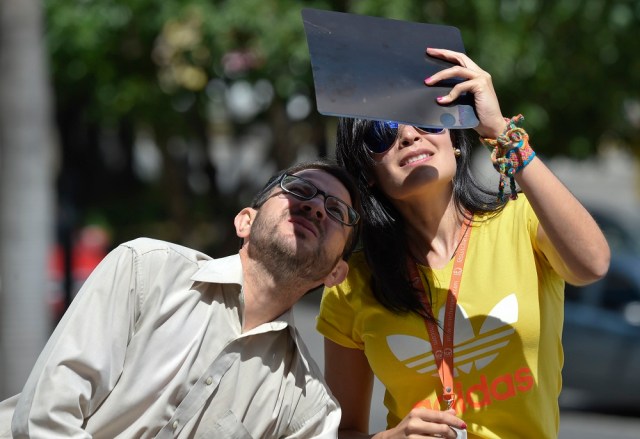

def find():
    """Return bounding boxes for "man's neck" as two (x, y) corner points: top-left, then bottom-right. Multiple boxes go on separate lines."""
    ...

(239, 251), (310, 332)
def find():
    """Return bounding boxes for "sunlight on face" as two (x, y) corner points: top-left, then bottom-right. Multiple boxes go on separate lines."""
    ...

(371, 125), (456, 202)
(247, 170), (351, 284)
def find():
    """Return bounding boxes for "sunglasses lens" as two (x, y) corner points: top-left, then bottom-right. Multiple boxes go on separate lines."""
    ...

(417, 126), (446, 135)
(364, 121), (398, 154)
(364, 122), (447, 154)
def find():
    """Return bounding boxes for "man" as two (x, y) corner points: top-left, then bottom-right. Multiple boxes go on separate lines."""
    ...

(0, 159), (361, 438)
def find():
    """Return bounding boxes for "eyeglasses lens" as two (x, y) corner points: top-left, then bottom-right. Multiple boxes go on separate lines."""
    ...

(280, 175), (359, 226)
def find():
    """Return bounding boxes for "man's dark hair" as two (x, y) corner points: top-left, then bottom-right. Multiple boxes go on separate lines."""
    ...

(250, 158), (362, 261)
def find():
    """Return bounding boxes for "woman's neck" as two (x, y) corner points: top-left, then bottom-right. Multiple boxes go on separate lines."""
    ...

(399, 193), (465, 270)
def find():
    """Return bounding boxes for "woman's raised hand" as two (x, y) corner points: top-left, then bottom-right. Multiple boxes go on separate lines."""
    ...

(424, 47), (506, 139)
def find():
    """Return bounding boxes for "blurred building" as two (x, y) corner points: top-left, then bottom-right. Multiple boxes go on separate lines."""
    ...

(472, 145), (640, 221)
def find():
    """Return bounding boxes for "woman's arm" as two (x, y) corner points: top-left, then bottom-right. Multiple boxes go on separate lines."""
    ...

(324, 338), (375, 438)
(426, 47), (610, 285)
(516, 158), (610, 285)
(324, 339), (466, 439)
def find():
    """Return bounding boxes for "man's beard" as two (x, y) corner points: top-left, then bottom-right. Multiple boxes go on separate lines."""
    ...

(247, 208), (339, 285)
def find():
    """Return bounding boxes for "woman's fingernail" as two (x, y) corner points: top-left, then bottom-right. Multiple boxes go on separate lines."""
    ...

(461, 422), (467, 429)
(436, 96), (444, 102)
(424, 77), (432, 84)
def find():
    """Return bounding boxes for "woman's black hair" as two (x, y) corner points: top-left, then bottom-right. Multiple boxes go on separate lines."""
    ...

(336, 118), (506, 319)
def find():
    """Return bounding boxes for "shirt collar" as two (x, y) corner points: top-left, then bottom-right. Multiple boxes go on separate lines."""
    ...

(190, 254), (244, 287)
(190, 253), (296, 330)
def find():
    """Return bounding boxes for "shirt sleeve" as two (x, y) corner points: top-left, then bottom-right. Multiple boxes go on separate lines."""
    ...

(317, 280), (364, 350)
(11, 244), (139, 438)
(285, 390), (341, 439)
(514, 195), (546, 262)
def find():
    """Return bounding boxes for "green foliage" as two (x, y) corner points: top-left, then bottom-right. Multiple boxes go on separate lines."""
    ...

(343, 0), (640, 157)
(466, 0), (639, 157)
(45, 0), (640, 157)
(43, 0), (640, 251)
(45, 0), (322, 127)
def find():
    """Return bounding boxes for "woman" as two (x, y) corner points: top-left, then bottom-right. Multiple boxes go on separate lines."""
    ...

(317, 47), (610, 439)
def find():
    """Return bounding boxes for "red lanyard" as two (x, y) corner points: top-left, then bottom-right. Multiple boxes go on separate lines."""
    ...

(407, 218), (472, 409)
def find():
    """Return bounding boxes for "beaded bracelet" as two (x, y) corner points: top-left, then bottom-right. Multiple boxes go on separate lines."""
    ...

(480, 114), (536, 201)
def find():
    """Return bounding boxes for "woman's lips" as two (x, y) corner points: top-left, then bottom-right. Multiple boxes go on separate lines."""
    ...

(400, 152), (433, 167)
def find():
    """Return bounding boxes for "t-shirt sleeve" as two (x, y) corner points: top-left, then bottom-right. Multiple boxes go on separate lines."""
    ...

(317, 281), (364, 350)
(516, 194), (546, 260)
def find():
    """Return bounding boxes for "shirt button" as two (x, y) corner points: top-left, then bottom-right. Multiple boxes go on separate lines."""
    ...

(205, 377), (213, 385)
(172, 420), (179, 430)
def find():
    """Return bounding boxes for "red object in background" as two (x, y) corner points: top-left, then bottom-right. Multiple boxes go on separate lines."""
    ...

(48, 225), (110, 321)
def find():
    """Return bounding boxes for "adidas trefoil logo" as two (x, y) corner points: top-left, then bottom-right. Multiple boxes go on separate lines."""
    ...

(387, 294), (518, 376)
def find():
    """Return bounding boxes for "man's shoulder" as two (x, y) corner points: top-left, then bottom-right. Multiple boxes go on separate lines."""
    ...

(118, 238), (213, 264)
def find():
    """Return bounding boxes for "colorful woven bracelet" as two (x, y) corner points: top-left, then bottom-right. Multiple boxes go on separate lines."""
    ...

(480, 114), (536, 201)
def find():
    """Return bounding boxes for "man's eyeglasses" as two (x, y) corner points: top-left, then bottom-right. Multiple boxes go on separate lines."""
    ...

(278, 174), (360, 227)
(363, 121), (446, 154)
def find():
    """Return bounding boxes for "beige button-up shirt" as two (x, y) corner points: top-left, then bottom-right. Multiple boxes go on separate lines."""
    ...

(0, 238), (339, 438)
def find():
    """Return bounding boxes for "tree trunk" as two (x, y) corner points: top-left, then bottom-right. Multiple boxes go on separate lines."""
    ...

(0, 0), (56, 397)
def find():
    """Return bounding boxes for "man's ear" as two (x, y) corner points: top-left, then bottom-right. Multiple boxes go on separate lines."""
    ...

(234, 207), (256, 239)
(322, 259), (349, 288)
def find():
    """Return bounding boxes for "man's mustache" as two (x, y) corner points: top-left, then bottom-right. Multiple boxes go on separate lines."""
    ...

(289, 209), (323, 234)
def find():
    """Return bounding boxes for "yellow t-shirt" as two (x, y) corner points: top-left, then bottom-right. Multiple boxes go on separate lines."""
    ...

(317, 195), (565, 439)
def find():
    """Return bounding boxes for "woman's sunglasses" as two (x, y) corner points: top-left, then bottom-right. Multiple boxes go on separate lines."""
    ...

(363, 121), (446, 154)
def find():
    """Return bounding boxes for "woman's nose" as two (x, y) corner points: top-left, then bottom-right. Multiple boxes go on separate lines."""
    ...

(398, 125), (421, 148)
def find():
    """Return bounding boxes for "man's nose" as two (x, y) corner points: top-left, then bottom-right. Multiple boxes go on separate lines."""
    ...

(300, 196), (326, 219)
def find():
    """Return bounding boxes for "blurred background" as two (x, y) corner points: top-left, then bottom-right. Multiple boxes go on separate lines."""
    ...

(1, 0), (639, 436)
